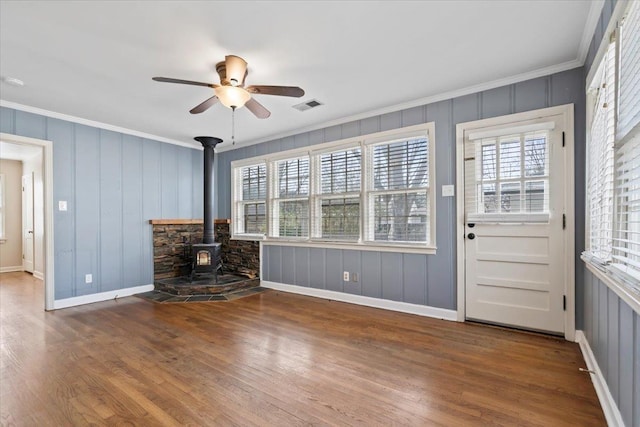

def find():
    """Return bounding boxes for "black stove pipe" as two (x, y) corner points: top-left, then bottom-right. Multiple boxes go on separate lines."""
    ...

(194, 136), (223, 244)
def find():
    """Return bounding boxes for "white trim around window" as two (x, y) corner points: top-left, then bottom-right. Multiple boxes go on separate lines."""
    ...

(231, 123), (437, 253)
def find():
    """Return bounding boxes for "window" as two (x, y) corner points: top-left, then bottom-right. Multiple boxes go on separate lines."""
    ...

(270, 157), (309, 238)
(233, 163), (266, 235)
(585, 0), (640, 293)
(0, 174), (5, 240)
(231, 123), (436, 251)
(587, 41), (616, 261)
(317, 148), (361, 240)
(367, 138), (429, 242)
(475, 131), (549, 215)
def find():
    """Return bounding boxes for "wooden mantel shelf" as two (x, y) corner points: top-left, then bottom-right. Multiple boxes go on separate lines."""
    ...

(149, 219), (231, 225)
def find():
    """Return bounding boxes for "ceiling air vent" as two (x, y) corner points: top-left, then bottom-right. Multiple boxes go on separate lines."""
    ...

(293, 99), (323, 112)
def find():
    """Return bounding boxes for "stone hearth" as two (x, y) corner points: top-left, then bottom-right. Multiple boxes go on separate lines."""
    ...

(148, 219), (261, 298)
(155, 274), (260, 296)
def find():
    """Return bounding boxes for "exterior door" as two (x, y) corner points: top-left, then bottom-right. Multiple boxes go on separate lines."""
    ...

(22, 173), (34, 273)
(463, 114), (566, 334)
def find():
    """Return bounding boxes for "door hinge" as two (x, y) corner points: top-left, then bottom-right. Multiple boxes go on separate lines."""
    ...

(563, 295), (567, 311)
(563, 214), (566, 229)
(562, 131), (565, 147)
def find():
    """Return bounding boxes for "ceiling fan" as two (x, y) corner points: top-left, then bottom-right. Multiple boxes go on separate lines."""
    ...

(153, 55), (304, 119)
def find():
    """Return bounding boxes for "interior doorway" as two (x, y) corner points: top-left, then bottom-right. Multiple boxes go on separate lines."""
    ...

(0, 133), (54, 310)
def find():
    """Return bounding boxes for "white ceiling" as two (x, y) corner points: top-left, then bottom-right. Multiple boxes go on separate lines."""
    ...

(0, 1), (600, 151)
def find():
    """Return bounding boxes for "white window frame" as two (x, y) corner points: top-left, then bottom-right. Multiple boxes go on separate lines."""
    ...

(313, 144), (362, 241)
(584, 0), (640, 314)
(269, 156), (310, 239)
(364, 133), (433, 245)
(231, 161), (267, 238)
(231, 123), (437, 253)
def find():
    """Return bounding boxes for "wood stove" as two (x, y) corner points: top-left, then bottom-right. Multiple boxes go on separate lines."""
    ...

(190, 136), (223, 283)
(191, 242), (222, 282)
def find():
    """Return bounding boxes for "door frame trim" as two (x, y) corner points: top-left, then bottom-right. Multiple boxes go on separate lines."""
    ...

(455, 104), (575, 341)
(22, 172), (34, 273)
(1, 133), (55, 311)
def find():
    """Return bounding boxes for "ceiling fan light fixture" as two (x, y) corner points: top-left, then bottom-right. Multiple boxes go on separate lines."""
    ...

(215, 86), (251, 109)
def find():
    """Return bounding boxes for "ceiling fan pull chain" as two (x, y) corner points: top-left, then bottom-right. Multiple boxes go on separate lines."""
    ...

(231, 106), (236, 145)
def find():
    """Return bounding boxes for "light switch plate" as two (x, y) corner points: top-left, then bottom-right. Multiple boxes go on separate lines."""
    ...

(442, 185), (455, 197)
(58, 200), (67, 211)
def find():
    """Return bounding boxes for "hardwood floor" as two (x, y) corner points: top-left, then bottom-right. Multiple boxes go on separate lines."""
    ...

(0, 272), (605, 426)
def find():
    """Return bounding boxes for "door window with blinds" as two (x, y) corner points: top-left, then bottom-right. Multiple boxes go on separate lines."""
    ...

(230, 123), (436, 251)
(465, 123), (553, 223)
(585, 0), (640, 292)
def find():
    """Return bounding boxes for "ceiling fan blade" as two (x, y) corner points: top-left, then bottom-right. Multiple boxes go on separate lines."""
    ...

(224, 55), (248, 86)
(190, 95), (219, 114)
(245, 85), (305, 97)
(152, 77), (218, 89)
(245, 97), (271, 119)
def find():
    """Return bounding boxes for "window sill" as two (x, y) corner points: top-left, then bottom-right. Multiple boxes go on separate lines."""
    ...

(0, 238), (6, 244)
(256, 238), (437, 254)
(582, 255), (640, 315)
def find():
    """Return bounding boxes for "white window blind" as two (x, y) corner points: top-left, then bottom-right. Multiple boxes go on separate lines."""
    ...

(270, 157), (309, 238)
(587, 42), (616, 261)
(235, 163), (266, 235)
(317, 148), (361, 240)
(585, 0), (640, 297)
(367, 137), (429, 243)
(617, 0), (640, 140)
(613, 131), (640, 283)
(465, 130), (550, 223)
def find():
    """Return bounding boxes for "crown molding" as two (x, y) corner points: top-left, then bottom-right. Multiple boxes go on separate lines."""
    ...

(0, 100), (202, 150)
(216, 58), (583, 153)
(577, 0), (606, 64)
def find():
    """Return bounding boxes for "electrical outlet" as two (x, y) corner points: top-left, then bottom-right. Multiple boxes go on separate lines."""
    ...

(352, 273), (358, 282)
(85, 274), (92, 284)
(343, 271), (349, 281)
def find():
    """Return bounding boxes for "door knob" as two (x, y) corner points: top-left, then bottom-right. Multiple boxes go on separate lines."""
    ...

(467, 233), (475, 240)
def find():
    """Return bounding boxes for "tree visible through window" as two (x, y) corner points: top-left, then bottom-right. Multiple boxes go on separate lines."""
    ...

(370, 138), (429, 242)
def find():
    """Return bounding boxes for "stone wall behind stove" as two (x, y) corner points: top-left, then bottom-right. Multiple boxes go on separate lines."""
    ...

(150, 219), (260, 280)
(214, 221), (260, 279)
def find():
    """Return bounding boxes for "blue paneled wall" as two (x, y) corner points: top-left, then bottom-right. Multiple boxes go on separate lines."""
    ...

(583, 268), (639, 427)
(0, 107), (203, 299)
(216, 67), (586, 311)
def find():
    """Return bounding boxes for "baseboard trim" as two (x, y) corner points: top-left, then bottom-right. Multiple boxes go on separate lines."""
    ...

(575, 330), (625, 427)
(33, 271), (44, 280)
(53, 284), (154, 310)
(0, 266), (24, 273)
(261, 280), (457, 321)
